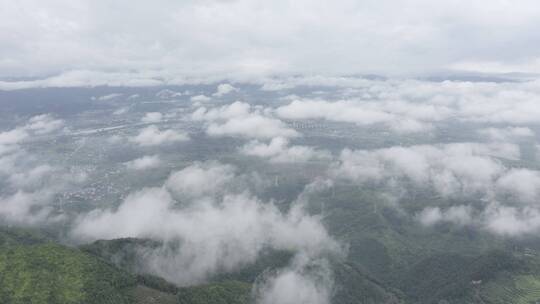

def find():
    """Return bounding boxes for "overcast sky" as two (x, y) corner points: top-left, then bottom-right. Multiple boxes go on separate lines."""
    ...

(2, 0), (540, 80)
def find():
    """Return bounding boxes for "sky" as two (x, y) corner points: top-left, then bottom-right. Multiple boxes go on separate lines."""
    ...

(2, 0), (540, 83)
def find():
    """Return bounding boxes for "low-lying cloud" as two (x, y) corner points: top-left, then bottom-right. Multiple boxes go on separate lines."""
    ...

(332, 143), (521, 197)
(213, 83), (238, 97)
(130, 125), (189, 146)
(331, 142), (540, 236)
(0, 115), (85, 226)
(241, 137), (331, 163)
(71, 161), (342, 288)
(276, 99), (432, 133)
(141, 112), (164, 123)
(125, 155), (162, 170)
(254, 255), (334, 304)
(192, 101), (299, 139)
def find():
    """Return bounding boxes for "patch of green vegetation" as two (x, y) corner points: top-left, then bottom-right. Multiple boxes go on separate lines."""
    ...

(0, 227), (263, 304)
(80, 237), (162, 273)
(176, 281), (252, 304)
(0, 243), (135, 304)
(332, 262), (404, 304)
(398, 250), (522, 303)
(132, 285), (177, 304)
(479, 274), (540, 304)
(513, 275), (540, 303)
(0, 226), (51, 246)
(137, 273), (179, 294)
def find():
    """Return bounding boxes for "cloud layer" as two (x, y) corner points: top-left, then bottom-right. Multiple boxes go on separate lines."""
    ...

(192, 101), (299, 139)
(331, 142), (540, 236)
(71, 161), (341, 287)
(241, 137), (331, 163)
(130, 125), (189, 146)
(2, 0), (540, 84)
(0, 115), (84, 225)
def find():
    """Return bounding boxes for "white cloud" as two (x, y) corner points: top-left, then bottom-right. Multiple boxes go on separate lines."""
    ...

(264, 78), (540, 131)
(193, 101), (299, 139)
(276, 99), (394, 124)
(130, 125), (189, 146)
(418, 202), (540, 237)
(125, 155), (162, 170)
(449, 59), (540, 75)
(1, 1), (540, 82)
(0, 143), (19, 157)
(483, 204), (540, 237)
(418, 205), (473, 227)
(0, 138), (87, 226)
(212, 83), (238, 97)
(107, 134), (123, 144)
(0, 128), (28, 145)
(276, 98), (436, 133)
(477, 127), (534, 141)
(95, 93), (123, 101)
(24, 114), (64, 135)
(334, 141), (540, 236)
(8, 164), (55, 190)
(206, 116), (298, 139)
(165, 161), (237, 200)
(190, 95), (211, 102)
(141, 112), (163, 123)
(0, 114), (63, 158)
(332, 143), (523, 198)
(113, 107), (129, 115)
(70, 161), (341, 285)
(156, 89), (182, 99)
(192, 101), (251, 121)
(496, 169), (540, 203)
(0, 191), (56, 226)
(255, 256), (333, 304)
(0, 70), (163, 90)
(241, 137), (330, 163)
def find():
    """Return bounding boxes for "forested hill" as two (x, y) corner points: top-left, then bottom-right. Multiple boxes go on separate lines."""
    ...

(2, 226), (540, 304)
(0, 227), (250, 304)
